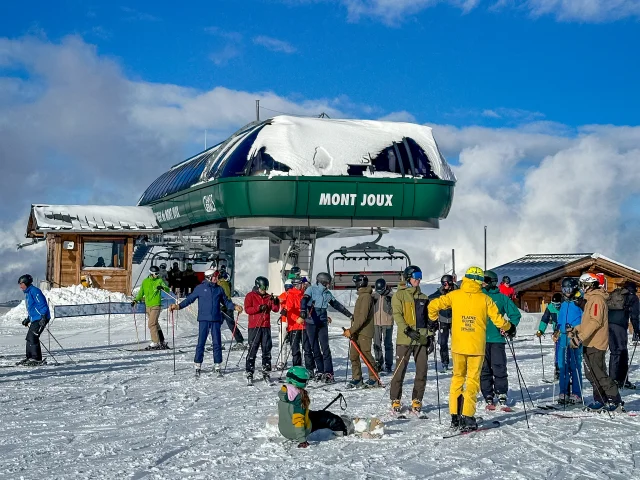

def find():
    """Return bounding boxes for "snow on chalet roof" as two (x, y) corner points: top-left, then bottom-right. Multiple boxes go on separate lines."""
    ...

(247, 116), (457, 181)
(28, 204), (162, 236)
(490, 253), (640, 286)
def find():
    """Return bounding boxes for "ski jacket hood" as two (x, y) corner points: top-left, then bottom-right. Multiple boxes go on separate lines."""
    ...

(23, 285), (50, 322)
(391, 283), (431, 345)
(178, 280), (235, 322)
(575, 289), (609, 351)
(134, 275), (170, 307)
(428, 278), (510, 356)
(482, 288), (521, 343)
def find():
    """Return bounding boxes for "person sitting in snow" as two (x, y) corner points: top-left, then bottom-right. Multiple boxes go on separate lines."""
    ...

(278, 366), (350, 448)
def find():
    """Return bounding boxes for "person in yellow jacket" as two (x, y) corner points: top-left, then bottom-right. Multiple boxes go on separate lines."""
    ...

(428, 266), (515, 431)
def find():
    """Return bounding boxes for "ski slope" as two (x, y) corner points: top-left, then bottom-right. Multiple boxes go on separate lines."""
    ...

(1, 302), (640, 479)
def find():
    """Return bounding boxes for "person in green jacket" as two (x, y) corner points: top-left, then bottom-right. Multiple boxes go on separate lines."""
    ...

(132, 265), (171, 350)
(278, 366), (350, 448)
(480, 270), (522, 409)
(343, 275), (378, 389)
(390, 265), (436, 415)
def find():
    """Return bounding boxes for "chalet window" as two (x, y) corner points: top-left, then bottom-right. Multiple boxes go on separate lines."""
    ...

(83, 240), (126, 269)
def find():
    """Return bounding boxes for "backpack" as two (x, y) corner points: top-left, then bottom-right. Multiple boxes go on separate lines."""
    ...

(607, 288), (627, 311)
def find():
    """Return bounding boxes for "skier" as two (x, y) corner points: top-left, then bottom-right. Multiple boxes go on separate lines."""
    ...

(181, 263), (198, 296)
(480, 270), (522, 410)
(607, 281), (638, 389)
(217, 269), (245, 350)
(372, 278), (394, 374)
(17, 274), (50, 366)
(169, 269), (243, 376)
(132, 266), (171, 350)
(536, 292), (562, 379)
(278, 366), (350, 448)
(390, 265), (434, 416)
(300, 272), (354, 384)
(428, 266), (513, 432)
(499, 276), (517, 301)
(275, 280), (294, 370)
(244, 276), (280, 384)
(158, 263), (169, 283)
(570, 273), (623, 411)
(344, 274), (378, 388)
(168, 262), (182, 296)
(428, 274), (457, 372)
(280, 278), (315, 370)
(555, 277), (584, 404)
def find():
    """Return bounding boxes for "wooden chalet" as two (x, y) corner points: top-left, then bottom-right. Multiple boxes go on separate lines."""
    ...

(491, 253), (640, 313)
(25, 204), (162, 295)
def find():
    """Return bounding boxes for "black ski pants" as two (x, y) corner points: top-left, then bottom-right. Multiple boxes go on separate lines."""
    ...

(306, 322), (333, 375)
(246, 327), (272, 374)
(26, 321), (43, 361)
(438, 323), (451, 366)
(309, 410), (347, 435)
(374, 325), (394, 371)
(480, 342), (508, 399)
(584, 347), (620, 404)
(608, 323), (628, 384)
(289, 330), (315, 370)
(223, 311), (244, 343)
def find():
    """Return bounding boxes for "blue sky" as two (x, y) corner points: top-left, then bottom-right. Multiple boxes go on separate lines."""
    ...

(2, 0), (639, 128)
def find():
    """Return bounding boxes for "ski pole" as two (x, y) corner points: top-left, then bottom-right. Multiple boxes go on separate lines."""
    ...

(132, 307), (141, 351)
(539, 336), (547, 382)
(172, 309), (176, 375)
(343, 328), (382, 386)
(505, 336), (530, 429)
(570, 348), (585, 407)
(39, 339), (60, 365)
(623, 341), (638, 390)
(345, 340), (350, 382)
(224, 312), (240, 374)
(273, 317), (287, 370)
(506, 336), (535, 408)
(322, 393), (347, 411)
(277, 337), (293, 381)
(375, 339), (415, 410)
(238, 319), (262, 370)
(45, 329), (76, 364)
(433, 345), (441, 424)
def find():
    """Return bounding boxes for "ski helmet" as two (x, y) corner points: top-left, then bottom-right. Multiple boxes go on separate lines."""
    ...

(149, 266), (160, 275)
(284, 280), (293, 291)
(285, 366), (310, 388)
(219, 264), (227, 272)
(374, 278), (387, 294)
(579, 273), (600, 290)
(561, 277), (579, 298)
(186, 263), (193, 269)
(255, 276), (269, 291)
(625, 280), (637, 293)
(316, 272), (332, 286)
(551, 292), (562, 307)
(502, 276), (511, 285)
(441, 274), (454, 287)
(172, 262), (179, 268)
(18, 274), (33, 286)
(289, 266), (302, 278)
(204, 268), (216, 279)
(352, 274), (369, 289)
(159, 263), (167, 269)
(465, 266), (484, 284)
(483, 270), (499, 289)
(291, 277), (303, 286)
(403, 265), (422, 282)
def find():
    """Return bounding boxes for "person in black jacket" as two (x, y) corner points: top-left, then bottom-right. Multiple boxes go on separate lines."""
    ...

(608, 281), (639, 389)
(428, 274), (457, 373)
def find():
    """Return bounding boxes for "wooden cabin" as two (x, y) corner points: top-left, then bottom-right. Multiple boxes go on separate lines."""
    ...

(491, 253), (640, 312)
(25, 205), (162, 295)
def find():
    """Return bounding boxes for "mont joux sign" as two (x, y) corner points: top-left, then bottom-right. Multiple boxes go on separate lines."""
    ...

(319, 193), (394, 207)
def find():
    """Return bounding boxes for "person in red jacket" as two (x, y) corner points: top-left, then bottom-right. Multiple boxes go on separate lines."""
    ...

(498, 276), (517, 301)
(244, 276), (280, 384)
(281, 277), (316, 371)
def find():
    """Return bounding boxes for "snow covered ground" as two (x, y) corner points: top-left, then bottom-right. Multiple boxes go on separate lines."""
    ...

(1, 295), (640, 479)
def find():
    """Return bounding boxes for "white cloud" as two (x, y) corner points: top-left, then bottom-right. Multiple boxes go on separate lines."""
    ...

(253, 35), (297, 54)
(377, 110), (417, 122)
(525, 0), (640, 22)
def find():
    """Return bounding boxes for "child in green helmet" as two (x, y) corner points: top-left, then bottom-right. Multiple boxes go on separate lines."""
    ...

(277, 366), (350, 448)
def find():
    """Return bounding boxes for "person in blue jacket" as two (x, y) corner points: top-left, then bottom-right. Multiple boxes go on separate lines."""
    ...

(18, 274), (51, 365)
(556, 278), (585, 404)
(170, 269), (243, 376)
(300, 272), (353, 384)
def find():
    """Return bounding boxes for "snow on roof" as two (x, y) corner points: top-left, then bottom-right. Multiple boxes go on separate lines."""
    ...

(591, 253), (640, 275)
(247, 116), (457, 181)
(28, 204), (162, 235)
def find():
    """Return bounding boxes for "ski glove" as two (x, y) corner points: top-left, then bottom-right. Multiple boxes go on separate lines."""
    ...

(502, 323), (517, 338)
(271, 295), (280, 306)
(535, 330), (544, 338)
(427, 319), (439, 332)
(404, 326), (421, 342)
(426, 335), (434, 354)
(130, 301), (136, 307)
(156, 285), (164, 291)
(258, 304), (268, 313)
(300, 310), (307, 320)
(280, 308), (288, 317)
(22, 318), (30, 327)
(36, 317), (50, 335)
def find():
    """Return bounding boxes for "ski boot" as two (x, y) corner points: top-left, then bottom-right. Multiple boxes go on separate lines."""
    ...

(214, 363), (223, 378)
(25, 359), (46, 367)
(439, 363), (449, 374)
(246, 371), (254, 386)
(622, 380), (637, 390)
(323, 373), (336, 384)
(558, 393), (569, 405)
(364, 379), (380, 388)
(231, 342), (246, 351)
(15, 358), (30, 366)
(460, 415), (478, 432)
(411, 399), (422, 414)
(391, 399), (402, 415)
(314, 372), (324, 382)
(485, 396), (496, 411)
(450, 414), (461, 430)
(569, 394), (582, 405)
(262, 369), (272, 385)
(275, 362), (286, 371)
(384, 365), (393, 374)
(160, 342), (170, 350)
(195, 363), (202, 378)
(585, 401), (605, 412)
(145, 342), (161, 351)
(347, 378), (363, 389)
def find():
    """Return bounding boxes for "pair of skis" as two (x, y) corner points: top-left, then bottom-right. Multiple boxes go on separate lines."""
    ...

(443, 420), (501, 439)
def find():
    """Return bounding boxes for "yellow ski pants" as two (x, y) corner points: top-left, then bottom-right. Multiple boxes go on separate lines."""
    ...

(449, 353), (484, 417)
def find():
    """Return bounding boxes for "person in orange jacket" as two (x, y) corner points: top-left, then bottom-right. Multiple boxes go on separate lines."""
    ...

(280, 278), (316, 371)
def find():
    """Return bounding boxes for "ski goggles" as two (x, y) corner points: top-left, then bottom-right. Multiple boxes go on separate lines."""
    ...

(562, 286), (573, 295)
(411, 271), (423, 280)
